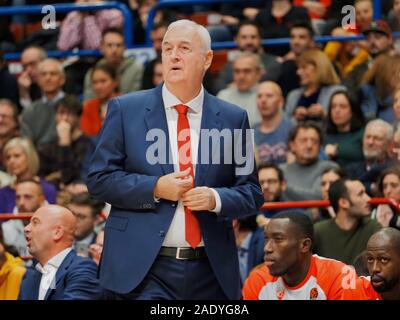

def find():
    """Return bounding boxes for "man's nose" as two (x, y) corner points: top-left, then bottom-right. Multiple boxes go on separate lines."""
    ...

(264, 240), (273, 254)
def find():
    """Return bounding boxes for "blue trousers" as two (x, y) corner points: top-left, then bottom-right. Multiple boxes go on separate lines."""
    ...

(106, 255), (228, 300)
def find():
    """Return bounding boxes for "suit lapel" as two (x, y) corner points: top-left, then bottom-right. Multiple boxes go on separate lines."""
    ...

(195, 92), (222, 187)
(144, 85), (174, 176)
(44, 251), (75, 300)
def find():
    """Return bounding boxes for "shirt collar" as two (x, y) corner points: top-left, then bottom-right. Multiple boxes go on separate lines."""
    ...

(35, 247), (72, 273)
(162, 83), (204, 114)
(41, 90), (65, 105)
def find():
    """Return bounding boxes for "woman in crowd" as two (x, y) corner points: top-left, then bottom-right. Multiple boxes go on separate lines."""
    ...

(285, 49), (345, 124)
(80, 64), (119, 137)
(0, 227), (26, 300)
(324, 90), (365, 167)
(0, 137), (56, 213)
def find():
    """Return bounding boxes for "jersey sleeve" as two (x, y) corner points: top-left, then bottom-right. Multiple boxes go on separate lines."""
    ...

(242, 267), (270, 300)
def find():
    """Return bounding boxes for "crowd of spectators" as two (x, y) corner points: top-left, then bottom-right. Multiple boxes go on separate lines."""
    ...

(0, 0), (400, 300)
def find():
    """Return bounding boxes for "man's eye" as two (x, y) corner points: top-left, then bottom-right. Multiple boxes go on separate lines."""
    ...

(381, 258), (389, 263)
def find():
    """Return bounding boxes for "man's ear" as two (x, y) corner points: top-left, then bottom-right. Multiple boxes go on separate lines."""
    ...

(339, 197), (350, 210)
(53, 225), (64, 242)
(204, 50), (214, 72)
(300, 238), (312, 253)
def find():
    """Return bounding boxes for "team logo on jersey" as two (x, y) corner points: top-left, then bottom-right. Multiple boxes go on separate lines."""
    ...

(309, 287), (319, 300)
(276, 286), (286, 300)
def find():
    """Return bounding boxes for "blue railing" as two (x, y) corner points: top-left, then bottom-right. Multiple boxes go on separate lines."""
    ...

(2, 0), (391, 61)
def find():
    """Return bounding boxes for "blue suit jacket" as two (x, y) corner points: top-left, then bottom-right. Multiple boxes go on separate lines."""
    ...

(18, 250), (102, 300)
(86, 85), (264, 300)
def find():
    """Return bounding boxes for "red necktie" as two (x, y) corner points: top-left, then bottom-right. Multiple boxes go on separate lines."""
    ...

(175, 104), (201, 248)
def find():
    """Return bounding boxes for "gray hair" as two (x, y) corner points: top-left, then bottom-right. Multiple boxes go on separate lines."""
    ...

(233, 51), (265, 72)
(165, 19), (211, 52)
(23, 45), (48, 60)
(37, 58), (65, 76)
(365, 119), (394, 141)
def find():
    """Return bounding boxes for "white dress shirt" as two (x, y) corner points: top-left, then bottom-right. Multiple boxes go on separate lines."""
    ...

(36, 247), (72, 300)
(161, 84), (221, 247)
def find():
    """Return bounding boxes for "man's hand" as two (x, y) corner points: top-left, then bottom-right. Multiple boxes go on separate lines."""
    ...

(181, 187), (216, 211)
(308, 103), (325, 118)
(18, 71), (32, 92)
(325, 143), (338, 159)
(294, 106), (308, 121)
(154, 168), (193, 202)
(57, 120), (72, 146)
(376, 204), (394, 227)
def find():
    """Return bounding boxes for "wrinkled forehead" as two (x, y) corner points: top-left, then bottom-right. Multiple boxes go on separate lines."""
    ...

(163, 27), (201, 47)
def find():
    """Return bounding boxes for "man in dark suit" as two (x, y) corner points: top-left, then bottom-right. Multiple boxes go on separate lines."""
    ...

(19, 205), (102, 300)
(86, 19), (264, 300)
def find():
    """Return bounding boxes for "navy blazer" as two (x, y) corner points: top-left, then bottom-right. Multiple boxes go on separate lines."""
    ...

(19, 250), (102, 300)
(86, 85), (264, 300)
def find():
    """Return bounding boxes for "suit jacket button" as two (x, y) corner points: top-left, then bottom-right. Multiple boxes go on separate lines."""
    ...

(171, 202), (176, 207)
(159, 231), (165, 237)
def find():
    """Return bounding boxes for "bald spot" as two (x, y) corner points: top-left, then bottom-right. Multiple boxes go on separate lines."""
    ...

(35, 205), (76, 244)
(38, 58), (64, 74)
(257, 81), (283, 97)
(367, 228), (400, 254)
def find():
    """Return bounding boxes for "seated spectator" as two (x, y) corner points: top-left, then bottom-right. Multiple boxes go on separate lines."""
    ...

(232, 215), (264, 285)
(151, 58), (164, 88)
(324, 90), (366, 167)
(279, 121), (339, 201)
(0, 137), (57, 214)
(217, 52), (263, 127)
(0, 227), (26, 300)
(81, 65), (119, 137)
(0, 51), (19, 107)
(323, 0), (373, 77)
(215, 21), (281, 92)
(344, 20), (394, 95)
(18, 46), (47, 110)
(1, 180), (45, 257)
(257, 163), (288, 225)
(141, 22), (167, 90)
(57, 0), (123, 51)
(67, 192), (104, 258)
(388, 0), (400, 32)
(372, 166), (400, 230)
(254, 0), (310, 56)
(89, 229), (104, 266)
(317, 167), (347, 220)
(0, 99), (19, 171)
(285, 49), (345, 124)
(314, 178), (381, 265)
(38, 96), (93, 188)
(277, 21), (316, 97)
(243, 210), (349, 300)
(393, 86), (400, 131)
(254, 81), (293, 164)
(56, 0), (124, 96)
(20, 58), (67, 147)
(293, 0), (331, 33)
(19, 205), (102, 300)
(83, 28), (144, 101)
(346, 119), (396, 195)
(344, 228), (400, 300)
(360, 53), (400, 122)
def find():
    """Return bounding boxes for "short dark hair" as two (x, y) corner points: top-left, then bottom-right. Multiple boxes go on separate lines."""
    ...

(288, 121), (323, 144)
(0, 98), (19, 125)
(328, 178), (353, 213)
(272, 210), (314, 244)
(321, 167), (347, 179)
(69, 192), (104, 218)
(16, 178), (44, 196)
(55, 95), (82, 117)
(91, 64), (118, 82)
(237, 20), (262, 38)
(258, 163), (285, 183)
(290, 20), (315, 38)
(102, 27), (124, 40)
(326, 90), (365, 134)
(152, 21), (168, 32)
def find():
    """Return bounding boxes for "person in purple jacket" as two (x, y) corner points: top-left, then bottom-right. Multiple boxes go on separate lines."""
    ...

(0, 137), (56, 214)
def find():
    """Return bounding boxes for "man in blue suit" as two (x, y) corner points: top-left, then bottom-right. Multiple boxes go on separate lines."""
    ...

(86, 19), (264, 300)
(19, 205), (102, 300)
